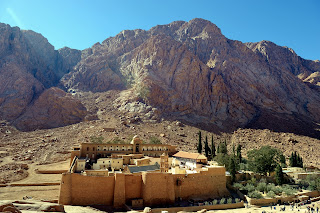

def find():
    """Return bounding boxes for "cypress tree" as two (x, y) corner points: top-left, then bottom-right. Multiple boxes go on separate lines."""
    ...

(289, 152), (294, 167)
(229, 156), (237, 183)
(211, 135), (216, 159)
(204, 135), (210, 157)
(197, 131), (202, 154)
(275, 164), (284, 185)
(236, 144), (242, 163)
(219, 140), (227, 155)
(294, 151), (297, 166)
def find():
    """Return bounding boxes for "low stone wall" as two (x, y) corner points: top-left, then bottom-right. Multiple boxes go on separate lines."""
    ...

(248, 190), (320, 206)
(298, 190), (320, 198)
(0, 183), (60, 187)
(35, 169), (68, 174)
(151, 201), (244, 213)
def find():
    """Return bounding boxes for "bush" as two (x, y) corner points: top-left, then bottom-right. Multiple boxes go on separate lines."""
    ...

(266, 191), (276, 198)
(90, 136), (104, 143)
(245, 183), (255, 192)
(227, 198), (233, 204)
(299, 175), (320, 191)
(248, 190), (263, 199)
(109, 137), (125, 144)
(220, 198), (226, 204)
(233, 183), (243, 190)
(149, 136), (161, 144)
(248, 177), (257, 185)
(239, 163), (249, 171)
(257, 182), (267, 192)
(282, 186), (296, 196)
(235, 198), (240, 203)
(212, 199), (218, 205)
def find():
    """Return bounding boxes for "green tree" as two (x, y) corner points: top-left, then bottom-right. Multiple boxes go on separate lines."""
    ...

(247, 146), (285, 175)
(229, 156), (237, 183)
(289, 152), (294, 167)
(217, 142), (220, 153)
(236, 144), (242, 164)
(214, 153), (230, 169)
(275, 164), (284, 185)
(204, 135), (210, 157)
(297, 153), (303, 168)
(218, 140), (227, 154)
(211, 135), (216, 159)
(90, 136), (104, 144)
(197, 131), (202, 154)
(289, 151), (303, 168)
(149, 136), (161, 144)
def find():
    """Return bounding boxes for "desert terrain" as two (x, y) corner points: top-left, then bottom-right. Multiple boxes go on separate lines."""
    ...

(0, 90), (319, 205)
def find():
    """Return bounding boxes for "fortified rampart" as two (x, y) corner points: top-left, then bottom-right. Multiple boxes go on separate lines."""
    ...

(59, 167), (228, 207)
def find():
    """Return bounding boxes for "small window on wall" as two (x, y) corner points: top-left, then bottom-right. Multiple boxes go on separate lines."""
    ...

(87, 147), (89, 151)
(93, 147), (95, 151)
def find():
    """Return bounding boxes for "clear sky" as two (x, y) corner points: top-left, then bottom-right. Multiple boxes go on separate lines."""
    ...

(0, 0), (319, 60)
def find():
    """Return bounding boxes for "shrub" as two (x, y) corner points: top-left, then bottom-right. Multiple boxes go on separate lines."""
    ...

(235, 198), (240, 203)
(257, 182), (267, 192)
(220, 198), (226, 204)
(273, 186), (283, 195)
(239, 163), (249, 171)
(212, 199), (218, 205)
(233, 183), (243, 190)
(248, 190), (263, 199)
(282, 186), (296, 196)
(149, 136), (161, 144)
(245, 183), (255, 192)
(248, 177), (257, 185)
(227, 198), (233, 204)
(266, 191), (276, 198)
(90, 136), (104, 143)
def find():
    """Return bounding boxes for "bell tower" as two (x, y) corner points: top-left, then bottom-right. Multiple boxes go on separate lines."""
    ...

(160, 153), (169, 173)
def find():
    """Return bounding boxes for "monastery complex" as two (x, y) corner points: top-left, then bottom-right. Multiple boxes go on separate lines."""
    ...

(58, 136), (229, 208)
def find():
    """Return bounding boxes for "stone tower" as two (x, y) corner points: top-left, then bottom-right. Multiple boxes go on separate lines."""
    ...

(160, 153), (169, 173)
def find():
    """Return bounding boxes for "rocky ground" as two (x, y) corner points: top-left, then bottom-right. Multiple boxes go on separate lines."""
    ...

(0, 90), (319, 185)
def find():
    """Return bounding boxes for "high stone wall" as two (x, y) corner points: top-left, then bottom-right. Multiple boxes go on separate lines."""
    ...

(125, 174), (143, 202)
(173, 167), (229, 200)
(59, 173), (115, 206)
(59, 167), (228, 207)
(142, 172), (175, 206)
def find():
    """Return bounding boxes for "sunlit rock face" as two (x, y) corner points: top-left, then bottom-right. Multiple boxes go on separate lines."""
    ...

(1, 19), (320, 136)
(0, 23), (85, 130)
(62, 18), (320, 137)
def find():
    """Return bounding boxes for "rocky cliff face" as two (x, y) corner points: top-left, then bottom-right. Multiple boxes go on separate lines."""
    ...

(62, 18), (320, 137)
(246, 40), (320, 86)
(1, 19), (319, 136)
(13, 87), (87, 131)
(0, 23), (85, 130)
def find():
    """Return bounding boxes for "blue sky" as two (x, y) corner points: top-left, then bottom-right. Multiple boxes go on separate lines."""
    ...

(0, 0), (319, 60)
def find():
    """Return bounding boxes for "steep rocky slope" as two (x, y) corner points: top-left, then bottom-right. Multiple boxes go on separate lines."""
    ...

(0, 23), (85, 130)
(12, 87), (88, 131)
(62, 18), (320, 137)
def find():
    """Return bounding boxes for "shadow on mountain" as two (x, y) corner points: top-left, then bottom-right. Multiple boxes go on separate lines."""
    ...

(161, 110), (320, 139)
(245, 110), (320, 139)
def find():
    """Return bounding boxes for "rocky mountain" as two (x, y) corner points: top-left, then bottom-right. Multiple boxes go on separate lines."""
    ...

(62, 18), (320, 137)
(12, 87), (87, 131)
(0, 23), (87, 131)
(1, 19), (320, 136)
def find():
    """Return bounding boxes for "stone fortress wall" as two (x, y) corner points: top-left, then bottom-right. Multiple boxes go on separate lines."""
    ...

(59, 166), (229, 207)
